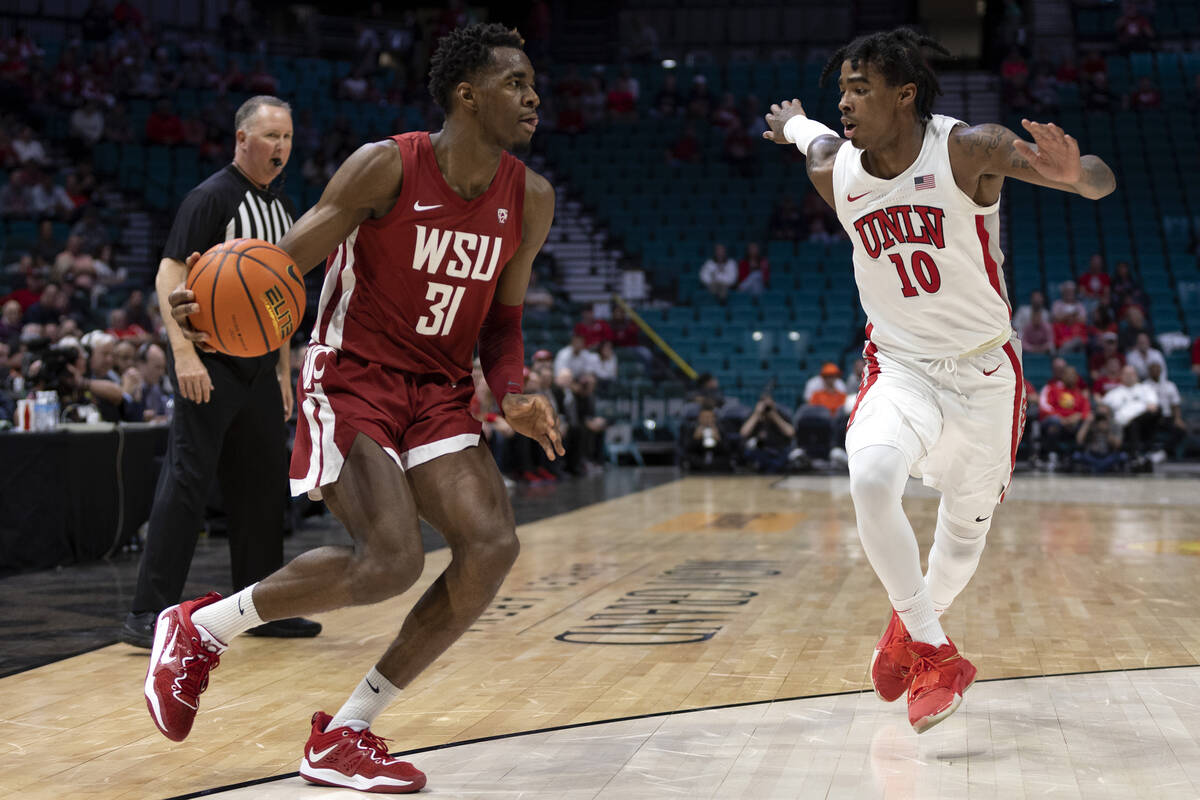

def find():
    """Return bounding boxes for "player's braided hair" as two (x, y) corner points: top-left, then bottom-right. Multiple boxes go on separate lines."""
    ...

(428, 23), (526, 113)
(819, 28), (950, 121)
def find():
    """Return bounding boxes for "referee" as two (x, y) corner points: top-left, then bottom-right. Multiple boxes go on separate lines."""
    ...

(121, 95), (320, 647)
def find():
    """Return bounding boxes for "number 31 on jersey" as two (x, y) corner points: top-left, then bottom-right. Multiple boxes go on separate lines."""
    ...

(416, 281), (465, 336)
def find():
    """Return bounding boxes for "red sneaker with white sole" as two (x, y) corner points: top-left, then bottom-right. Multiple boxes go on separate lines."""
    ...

(906, 639), (977, 734)
(144, 592), (227, 742)
(300, 711), (427, 794)
(870, 609), (915, 702)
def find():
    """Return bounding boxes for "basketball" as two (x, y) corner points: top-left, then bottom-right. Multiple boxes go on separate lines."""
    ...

(185, 238), (306, 358)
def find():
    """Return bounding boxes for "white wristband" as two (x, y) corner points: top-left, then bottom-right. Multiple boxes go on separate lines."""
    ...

(783, 115), (838, 152)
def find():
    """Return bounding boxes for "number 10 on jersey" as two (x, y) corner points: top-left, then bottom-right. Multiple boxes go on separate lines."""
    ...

(888, 250), (942, 298)
(416, 281), (465, 336)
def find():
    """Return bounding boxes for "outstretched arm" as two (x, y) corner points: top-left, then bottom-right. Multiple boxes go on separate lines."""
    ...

(763, 99), (846, 209)
(951, 120), (1116, 201)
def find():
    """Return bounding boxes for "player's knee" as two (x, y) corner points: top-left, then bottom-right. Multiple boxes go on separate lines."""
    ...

(474, 526), (520, 573)
(348, 547), (426, 605)
(848, 449), (906, 511)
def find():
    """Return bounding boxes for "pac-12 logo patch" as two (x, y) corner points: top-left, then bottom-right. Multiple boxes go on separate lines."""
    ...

(497, 208), (508, 224)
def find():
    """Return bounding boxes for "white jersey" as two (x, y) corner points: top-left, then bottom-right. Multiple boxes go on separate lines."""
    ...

(832, 114), (1011, 359)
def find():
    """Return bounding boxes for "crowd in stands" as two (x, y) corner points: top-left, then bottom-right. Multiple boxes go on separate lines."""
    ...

(2, 2), (1199, 485)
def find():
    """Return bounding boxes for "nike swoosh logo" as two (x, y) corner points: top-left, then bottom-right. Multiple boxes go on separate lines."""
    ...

(847, 192), (870, 202)
(237, 596), (244, 615)
(982, 365), (1001, 376)
(365, 678), (380, 694)
(308, 743), (340, 763)
(975, 515), (991, 522)
(413, 201), (442, 212)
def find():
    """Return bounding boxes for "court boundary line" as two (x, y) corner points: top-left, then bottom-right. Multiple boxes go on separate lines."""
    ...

(163, 660), (1200, 799)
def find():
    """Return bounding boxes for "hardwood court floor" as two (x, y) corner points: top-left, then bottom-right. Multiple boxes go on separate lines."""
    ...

(2, 473), (1199, 799)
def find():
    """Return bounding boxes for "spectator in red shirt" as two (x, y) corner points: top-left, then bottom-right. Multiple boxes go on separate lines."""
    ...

(1077, 253), (1109, 300)
(1088, 330), (1125, 373)
(609, 304), (640, 348)
(573, 308), (613, 348)
(145, 99), (184, 145)
(1115, 4), (1155, 51)
(1053, 308), (1089, 352)
(737, 241), (770, 294)
(1092, 355), (1123, 396)
(1040, 365), (1091, 464)
(667, 123), (700, 164)
(605, 75), (637, 122)
(4, 267), (46, 312)
(106, 308), (149, 342)
(1055, 56), (1079, 85)
(1192, 336), (1200, 387)
(1080, 50), (1107, 80)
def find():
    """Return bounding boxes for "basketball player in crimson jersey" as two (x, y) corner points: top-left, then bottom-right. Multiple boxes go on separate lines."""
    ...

(764, 28), (1115, 733)
(144, 25), (561, 792)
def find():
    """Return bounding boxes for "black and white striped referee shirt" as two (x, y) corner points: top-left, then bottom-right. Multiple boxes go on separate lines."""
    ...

(162, 163), (299, 365)
(162, 163), (296, 261)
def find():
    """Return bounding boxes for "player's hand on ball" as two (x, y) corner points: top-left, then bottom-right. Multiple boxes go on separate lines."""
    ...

(169, 251), (214, 352)
(502, 392), (565, 460)
(763, 99), (808, 144)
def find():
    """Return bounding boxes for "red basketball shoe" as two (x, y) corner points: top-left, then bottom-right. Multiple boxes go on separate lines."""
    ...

(870, 610), (915, 702)
(144, 592), (227, 742)
(300, 712), (427, 794)
(906, 639), (977, 733)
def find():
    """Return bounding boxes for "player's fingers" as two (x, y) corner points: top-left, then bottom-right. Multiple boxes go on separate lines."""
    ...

(185, 251), (202, 269)
(1012, 139), (1036, 160)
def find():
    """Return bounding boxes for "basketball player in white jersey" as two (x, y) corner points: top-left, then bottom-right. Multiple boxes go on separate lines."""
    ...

(764, 28), (1115, 732)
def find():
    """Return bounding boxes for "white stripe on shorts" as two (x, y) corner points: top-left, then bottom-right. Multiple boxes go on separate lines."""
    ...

(399, 433), (480, 471)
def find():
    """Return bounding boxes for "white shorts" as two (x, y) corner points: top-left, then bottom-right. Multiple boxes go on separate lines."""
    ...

(845, 336), (1025, 516)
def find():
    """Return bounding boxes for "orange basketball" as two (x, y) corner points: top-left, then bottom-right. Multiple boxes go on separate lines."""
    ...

(186, 238), (306, 358)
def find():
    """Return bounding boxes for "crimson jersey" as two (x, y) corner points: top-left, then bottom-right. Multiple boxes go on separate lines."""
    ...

(311, 132), (526, 379)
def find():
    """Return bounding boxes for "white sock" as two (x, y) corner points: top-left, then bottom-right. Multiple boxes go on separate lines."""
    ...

(925, 504), (990, 615)
(330, 667), (401, 730)
(190, 585), (265, 644)
(893, 585), (948, 647)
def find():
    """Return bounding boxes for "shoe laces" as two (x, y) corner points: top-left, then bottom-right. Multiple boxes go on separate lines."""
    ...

(356, 728), (395, 764)
(907, 648), (958, 700)
(177, 637), (221, 698)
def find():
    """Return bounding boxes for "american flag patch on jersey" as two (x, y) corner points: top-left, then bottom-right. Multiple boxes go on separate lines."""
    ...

(914, 174), (936, 190)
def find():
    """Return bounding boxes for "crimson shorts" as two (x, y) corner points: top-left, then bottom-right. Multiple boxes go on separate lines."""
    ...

(290, 344), (481, 499)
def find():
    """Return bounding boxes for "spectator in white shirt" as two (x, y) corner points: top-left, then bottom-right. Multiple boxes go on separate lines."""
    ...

(70, 99), (106, 148)
(699, 243), (738, 302)
(12, 126), (47, 166)
(1145, 361), (1186, 456)
(31, 173), (74, 219)
(554, 334), (600, 378)
(594, 339), (618, 385)
(1050, 280), (1086, 323)
(1125, 332), (1166, 380)
(1012, 289), (1047, 333)
(1102, 365), (1159, 457)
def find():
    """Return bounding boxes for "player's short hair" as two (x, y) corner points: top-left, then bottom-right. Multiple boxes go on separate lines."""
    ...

(819, 28), (950, 121)
(235, 95), (292, 133)
(428, 23), (526, 113)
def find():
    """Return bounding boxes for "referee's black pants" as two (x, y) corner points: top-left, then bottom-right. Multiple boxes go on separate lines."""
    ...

(132, 351), (287, 615)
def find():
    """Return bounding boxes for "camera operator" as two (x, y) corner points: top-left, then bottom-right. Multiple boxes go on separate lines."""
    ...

(685, 403), (733, 471)
(739, 389), (796, 473)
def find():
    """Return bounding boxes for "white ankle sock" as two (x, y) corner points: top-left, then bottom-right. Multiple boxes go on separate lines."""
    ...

(331, 667), (401, 730)
(893, 586), (948, 647)
(190, 585), (264, 644)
